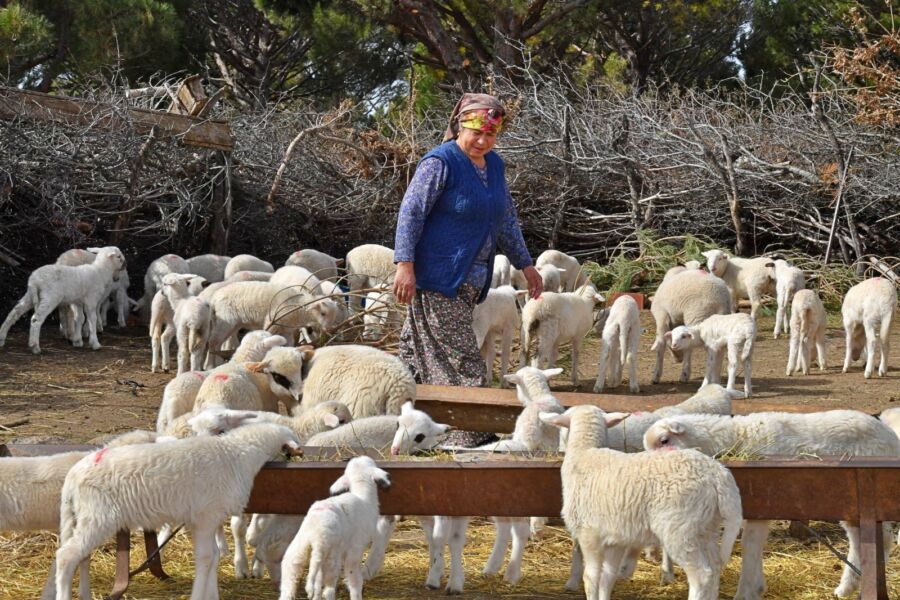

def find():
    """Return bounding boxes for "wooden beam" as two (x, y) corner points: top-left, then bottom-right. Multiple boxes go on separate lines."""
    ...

(0, 87), (234, 152)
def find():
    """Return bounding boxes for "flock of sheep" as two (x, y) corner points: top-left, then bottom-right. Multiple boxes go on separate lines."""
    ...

(0, 240), (897, 600)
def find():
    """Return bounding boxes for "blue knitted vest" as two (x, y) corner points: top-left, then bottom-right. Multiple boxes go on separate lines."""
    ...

(413, 141), (507, 300)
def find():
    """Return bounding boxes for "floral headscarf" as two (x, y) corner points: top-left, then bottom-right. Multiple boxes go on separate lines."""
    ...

(443, 93), (506, 142)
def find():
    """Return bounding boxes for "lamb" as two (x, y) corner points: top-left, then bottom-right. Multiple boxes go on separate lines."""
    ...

(278, 456), (390, 600)
(535, 263), (565, 293)
(317, 280), (349, 331)
(841, 277), (896, 378)
(649, 268), (732, 385)
(225, 270), (275, 282)
(519, 283), (605, 386)
(54, 423), (301, 600)
(270, 265), (323, 295)
(472, 285), (519, 387)
(701, 249), (776, 318)
(535, 249), (588, 292)
(543, 405), (743, 600)
(298, 344), (416, 418)
(160, 273), (212, 374)
(285, 248), (343, 283)
(55, 248), (133, 331)
(345, 244), (395, 312)
(362, 288), (403, 340)
(666, 312), (757, 396)
(786, 289), (827, 376)
(149, 274), (207, 373)
(135, 253), (190, 316)
(224, 254), (275, 279)
(593, 294), (641, 393)
(206, 281), (340, 351)
(0, 246), (126, 354)
(185, 254), (231, 283)
(491, 254), (512, 287)
(644, 410), (900, 599)
(772, 259), (805, 338)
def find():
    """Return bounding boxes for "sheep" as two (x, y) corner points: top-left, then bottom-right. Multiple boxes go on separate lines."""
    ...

(701, 249), (776, 318)
(225, 270), (275, 282)
(317, 280), (349, 332)
(593, 294), (641, 393)
(535, 249), (588, 292)
(185, 254), (231, 283)
(0, 246), (126, 354)
(491, 254), (512, 288)
(55, 249), (133, 332)
(149, 274), (207, 373)
(135, 253), (190, 316)
(535, 263), (565, 293)
(345, 244), (395, 312)
(662, 260), (703, 282)
(278, 456), (390, 600)
(786, 289), (827, 376)
(842, 277), (896, 378)
(285, 248), (343, 283)
(772, 259), (805, 338)
(666, 312), (757, 396)
(206, 281), (340, 351)
(472, 285), (519, 387)
(509, 267), (528, 291)
(299, 344), (416, 418)
(161, 273), (212, 374)
(54, 423), (301, 600)
(649, 268), (732, 385)
(644, 409), (899, 599)
(224, 254), (275, 279)
(362, 288), (403, 340)
(543, 405), (743, 600)
(270, 265), (323, 295)
(519, 283), (605, 387)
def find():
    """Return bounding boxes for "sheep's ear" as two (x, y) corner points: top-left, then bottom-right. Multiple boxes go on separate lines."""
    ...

(440, 423), (454, 433)
(296, 344), (315, 362)
(400, 401), (415, 415)
(540, 411), (571, 428)
(662, 419), (685, 434)
(663, 331), (673, 342)
(245, 361), (267, 373)
(604, 412), (629, 428)
(593, 294), (605, 302)
(373, 469), (391, 490)
(503, 373), (522, 385)
(557, 268), (567, 273)
(264, 335), (287, 349)
(323, 413), (340, 429)
(86, 247), (101, 254)
(514, 290), (529, 297)
(334, 258), (345, 266)
(700, 250), (713, 258)
(226, 411), (259, 428)
(330, 476), (350, 495)
(542, 368), (564, 379)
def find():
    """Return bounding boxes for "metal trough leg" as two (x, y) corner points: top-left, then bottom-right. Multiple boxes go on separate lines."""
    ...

(859, 518), (888, 599)
(105, 529), (131, 600)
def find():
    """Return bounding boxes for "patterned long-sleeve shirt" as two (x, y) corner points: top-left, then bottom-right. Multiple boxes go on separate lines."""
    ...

(394, 157), (532, 289)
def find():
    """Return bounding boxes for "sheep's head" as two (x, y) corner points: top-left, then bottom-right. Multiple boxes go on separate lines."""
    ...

(503, 366), (561, 406)
(310, 297), (343, 332)
(232, 331), (287, 363)
(540, 405), (628, 450)
(390, 401), (452, 455)
(245, 345), (315, 401)
(89, 246), (126, 280)
(642, 418), (688, 451)
(664, 327), (698, 358)
(701, 250), (728, 277)
(329, 455), (391, 495)
(576, 283), (605, 304)
(302, 401), (353, 431)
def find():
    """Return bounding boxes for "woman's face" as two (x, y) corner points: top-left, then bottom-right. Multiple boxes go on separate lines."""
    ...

(456, 127), (498, 161)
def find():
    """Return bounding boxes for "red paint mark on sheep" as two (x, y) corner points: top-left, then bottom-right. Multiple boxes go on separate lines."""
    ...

(213, 373), (229, 382)
(192, 371), (205, 380)
(93, 448), (110, 464)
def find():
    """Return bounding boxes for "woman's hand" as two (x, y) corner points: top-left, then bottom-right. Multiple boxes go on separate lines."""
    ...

(522, 265), (543, 300)
(393, 262), (416, 304)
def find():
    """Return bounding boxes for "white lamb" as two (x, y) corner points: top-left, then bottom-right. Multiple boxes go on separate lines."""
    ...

(662, 260), (703, 282)
(472, 285), (519, 387)
(666, 312), (757, 396)
(299, 344), (416, 418)
(491, 254), (512, 288)
(345, 244), (395, 312)
(519, 283), (605, 386)
(317, 280), (349, 329)
(285, 248), (343, 283)
(185, 254), (231, 283)
(649, 268), (732, 385)
(225, 270), (275, 282)
(593, 294), (641, 393)
(149, 274), (207, 373)
(270, 265), (323, 295)
(135, 253), (190, 316)
(0, 246), (126, 354)
(161, 273), (212, 374)
(54, 423), (301, 600)
(786, 289), (827, 376)
(701, 249), (776, 318)
(536, 263), (565, 293)
(278, 456), (390, 600)
(224, 254), (275, 279)
(55, 248), (132, 331)
(362, 288), (403, 340)
(772, 259), (805, 338)
(842, 277), (896, 378)
(644, 410), (900, 599)
(544, 405), (743, 600)
(535, 249), (587, 292)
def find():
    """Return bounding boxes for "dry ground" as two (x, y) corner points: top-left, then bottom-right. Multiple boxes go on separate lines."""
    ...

(0, 309), (899, 598)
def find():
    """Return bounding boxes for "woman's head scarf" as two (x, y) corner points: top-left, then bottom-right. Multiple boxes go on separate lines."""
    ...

(443, 93), (506, 142)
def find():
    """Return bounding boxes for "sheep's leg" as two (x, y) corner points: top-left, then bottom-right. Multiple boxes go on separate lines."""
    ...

(481, 331), (496, 386)
(773, 291), (785, 338)
(278, 534), (310, 600)
(566, 540), (584, 591)
(593, 338), (610, 393)
(786, 331), (799, 376)
(55, 528), (104, 600)
(660, 549), (675, 584)
(597, 544), (625, 600)
(725, 344), (739, 391)
(160, 324), (176, 373)
(231, 515), (251, 579)
(743, 347), (753, 397)
(483, 518), (511, 576)
(503, 519), (529, 584)
(608, 337), (623, 388)
(842, 324), (854, 373)
(651, 333), (666, 384)
(40, 558), (56, 600)
(703, 348), (717, 387)
(570, 339), (582, 387)
(878, 318), (891, 377)
(28, 299), (56, 354)
(81, 301), (102, 350)
(322, 550), (341, 600)
(176, 325), (190, 376)
(815, 328), (828, 372)
(0, 291), (33, 346)
(834, 521), (861, 598)
(618, 547), (640, 579)
(499, 328), (513, 388)
(69, 305), (84, 346)
(679, 347), (693, 383)
(627, 327), (640, 393)
(421, 516), (445, 589)
(863, 320), (878, 379)
(734, 520), (771, 600)
(363, 515), (396, 580)
(577, 534), (603, 600)
(190, 523), (221, 600)
(748, 291), (762, 320)
(343, 549), (365, 600)
(445, 517), (469, 594)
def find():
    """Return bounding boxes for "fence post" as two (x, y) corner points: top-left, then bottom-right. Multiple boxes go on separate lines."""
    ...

(858, 469), (889, 599)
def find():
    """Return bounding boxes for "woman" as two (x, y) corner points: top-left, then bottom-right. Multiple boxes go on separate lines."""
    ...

(393, 92), (542, 388)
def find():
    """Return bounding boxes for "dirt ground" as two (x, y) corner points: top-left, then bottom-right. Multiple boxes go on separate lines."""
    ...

(0, 311), (897, 443)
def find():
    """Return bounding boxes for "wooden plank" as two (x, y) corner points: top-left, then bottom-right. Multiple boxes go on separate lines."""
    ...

(0, 87), (233, 151)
